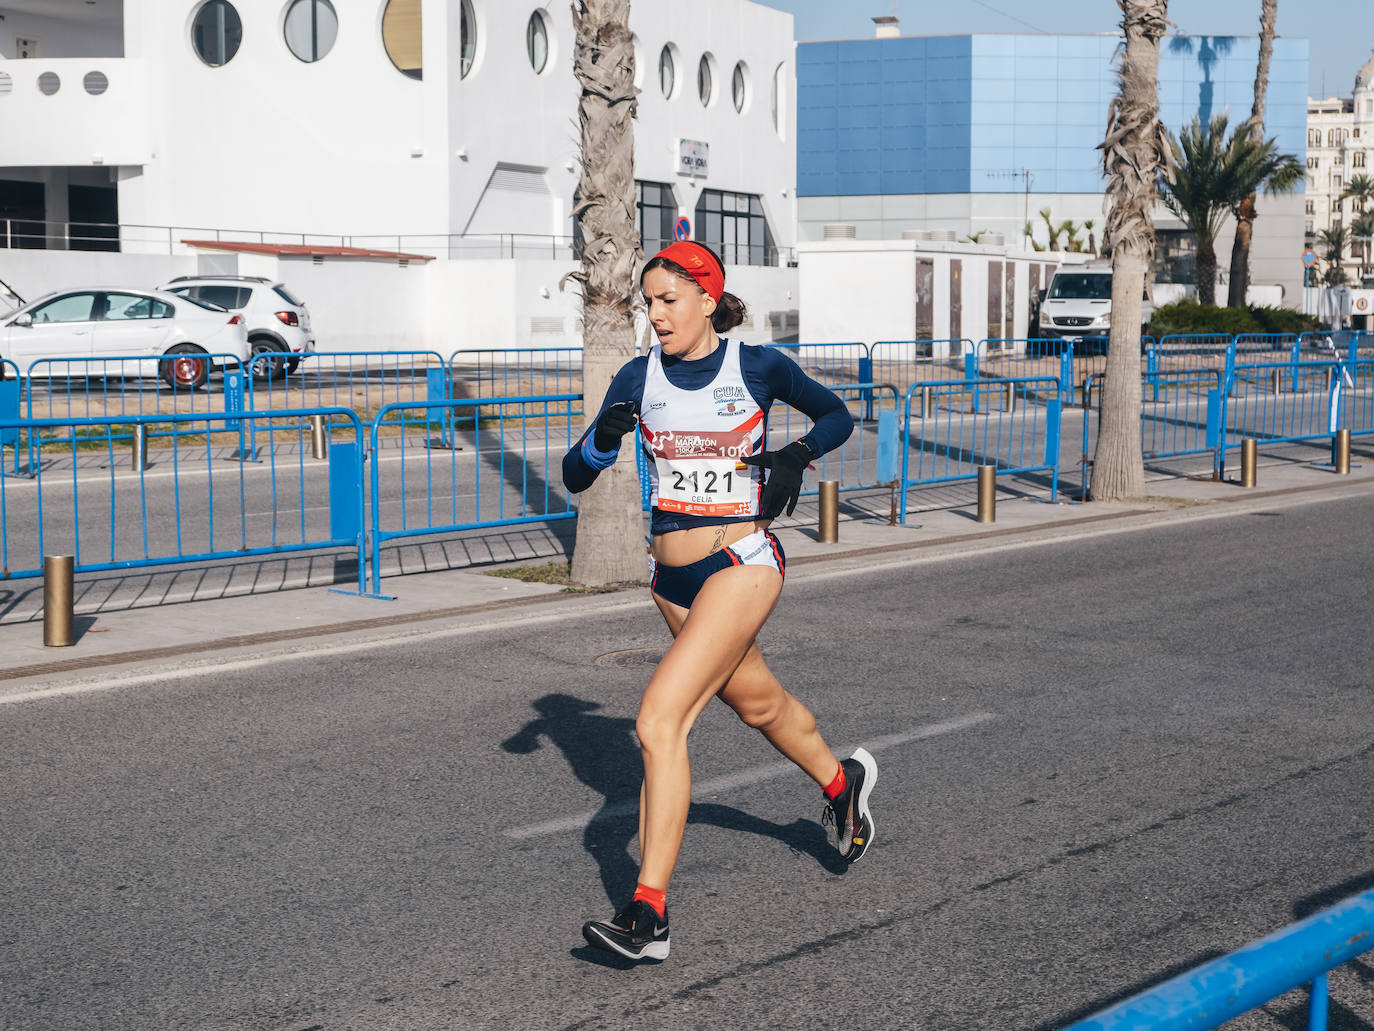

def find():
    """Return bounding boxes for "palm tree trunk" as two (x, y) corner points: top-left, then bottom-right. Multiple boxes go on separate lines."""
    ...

(1092, 0), (1169, 503)
(1197, 235), (1218, 305)
(568, 0), (645, 587)
(1226, 0), (1277, 308)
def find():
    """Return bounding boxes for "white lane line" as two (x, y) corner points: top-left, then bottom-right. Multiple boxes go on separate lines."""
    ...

(504, 712), (997, 840)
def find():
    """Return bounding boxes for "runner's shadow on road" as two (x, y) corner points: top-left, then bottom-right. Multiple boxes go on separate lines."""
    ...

(501, 693), (845, 967)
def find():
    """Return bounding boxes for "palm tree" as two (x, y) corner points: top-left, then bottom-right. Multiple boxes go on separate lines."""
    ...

(1340, 173), (1374, 213)
(1093, 0), (1170, 503)
(1350, 207), (1374, 275)
(1226, 0), (1278, 308)
(1161, 113), (1301, 305)
(1083, 219), (1098, 255)
(567, 0), (644, 587)
(1319, 226), (1350, 286)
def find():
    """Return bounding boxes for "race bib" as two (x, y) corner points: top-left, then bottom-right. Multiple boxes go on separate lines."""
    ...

(651, 429), (756, 517)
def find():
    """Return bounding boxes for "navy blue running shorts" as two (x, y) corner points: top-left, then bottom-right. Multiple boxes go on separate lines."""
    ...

(649, 530), (786, 609)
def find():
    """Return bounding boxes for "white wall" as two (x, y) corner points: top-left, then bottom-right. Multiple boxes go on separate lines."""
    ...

(798, 239), (1081, 350)
(0, 247), (193, 305)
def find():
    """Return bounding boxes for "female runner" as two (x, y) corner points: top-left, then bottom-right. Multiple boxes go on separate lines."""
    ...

(562, 241), (877, 962)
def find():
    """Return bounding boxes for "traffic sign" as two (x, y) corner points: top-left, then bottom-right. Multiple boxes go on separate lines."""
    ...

(674, 217), (691, 242)
(1302, 248), (1317, 267)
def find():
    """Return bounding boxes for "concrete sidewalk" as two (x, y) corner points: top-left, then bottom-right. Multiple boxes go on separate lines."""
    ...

(2, 446), (1370, 693)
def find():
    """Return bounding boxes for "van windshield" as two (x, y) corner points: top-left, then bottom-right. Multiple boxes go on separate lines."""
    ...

(1049, 273), (1112, 300)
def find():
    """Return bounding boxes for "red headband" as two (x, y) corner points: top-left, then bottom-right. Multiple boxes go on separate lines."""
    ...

(652, 242), (725, 302)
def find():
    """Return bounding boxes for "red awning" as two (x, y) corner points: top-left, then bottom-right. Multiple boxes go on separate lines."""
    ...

(181, 240), (435, 262)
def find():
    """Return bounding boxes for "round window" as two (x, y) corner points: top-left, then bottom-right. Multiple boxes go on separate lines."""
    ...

(459, 0), (476, 79)
(697, 54), (713, 107)
(284, 0), (338, 63)
(527, 11), (548, 74)
(83, 71), (109, 95)
(191, 0), (243, 67)
(381, 0), (422, 80)
(37, 72), (60, 95)
(0, 72), (12, 96)
(659, 44), (675, 99)
(732, 62), (747, 113)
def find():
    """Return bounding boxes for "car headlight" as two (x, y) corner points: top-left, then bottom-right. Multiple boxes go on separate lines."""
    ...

(1038, 308), (1051, 324)
(1092, 313), (1111, 327)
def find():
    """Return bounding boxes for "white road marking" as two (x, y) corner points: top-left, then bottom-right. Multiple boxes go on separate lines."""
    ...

(504, 712), (998, 840)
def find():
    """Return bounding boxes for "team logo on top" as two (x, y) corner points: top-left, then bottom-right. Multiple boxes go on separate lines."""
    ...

(716, 401), (740, 416)
(713, 385), (747, 402)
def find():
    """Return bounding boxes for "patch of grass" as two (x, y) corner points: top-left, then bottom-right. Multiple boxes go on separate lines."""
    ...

(482, 561), (641, 594)
(1145, 495), (1217, 509)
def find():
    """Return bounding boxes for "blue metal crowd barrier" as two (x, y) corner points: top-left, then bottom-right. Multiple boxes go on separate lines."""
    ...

(1064, 887), (1374, 1030)
(448, 346), (583, 400)
(367, 393), (581, 595)
(0, 407), (367, 592)
(763, 341), (869, 388)
(899, 375), (1062, 523)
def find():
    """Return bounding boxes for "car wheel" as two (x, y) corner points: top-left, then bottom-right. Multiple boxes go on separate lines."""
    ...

(285, 356), (301, 375)
(160, 343), (209, 391)
(249, 339), (287, 382)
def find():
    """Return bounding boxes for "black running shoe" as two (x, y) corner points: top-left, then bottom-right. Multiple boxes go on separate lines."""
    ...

(582, 899), (670, 961)
(822, 747), (878, 864)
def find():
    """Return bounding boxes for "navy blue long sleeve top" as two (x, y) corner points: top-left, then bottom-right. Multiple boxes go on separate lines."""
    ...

(562, 341), (854, 533)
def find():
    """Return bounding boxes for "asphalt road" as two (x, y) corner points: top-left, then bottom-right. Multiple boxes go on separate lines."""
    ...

(3, 491), (1374, 1030)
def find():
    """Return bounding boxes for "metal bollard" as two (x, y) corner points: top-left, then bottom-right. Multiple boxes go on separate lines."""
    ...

(132, 424), (148, 472)
(818, 480), (839, 543)
(1240, 438), (1257, 488)
(1004, 381), (1015, 413)
(1334, 428), (1351, 475)
(43, 555), (75, 647)
(976, 465), (996, 523)
(309, 414), (328, 460)
(921, 386), (935, 419)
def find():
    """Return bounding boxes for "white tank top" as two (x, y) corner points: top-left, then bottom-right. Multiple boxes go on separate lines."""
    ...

(638, 338), (765, 519)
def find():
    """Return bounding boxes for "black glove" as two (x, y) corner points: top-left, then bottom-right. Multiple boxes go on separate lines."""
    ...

(738, 440), (815, 519)
(592, 400), (638, 452)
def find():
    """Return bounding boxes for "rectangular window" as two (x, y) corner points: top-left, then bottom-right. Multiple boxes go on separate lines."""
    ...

(1355, 152), (1367, 168)
(693, 188), (776, 266)
(636, 180), (677, 256)
(1307, 157), (1320, 169)
(1305, 200), (1315, 214)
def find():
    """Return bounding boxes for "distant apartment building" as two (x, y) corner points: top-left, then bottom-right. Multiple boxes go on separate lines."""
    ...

(1306, 48), (1374, 283)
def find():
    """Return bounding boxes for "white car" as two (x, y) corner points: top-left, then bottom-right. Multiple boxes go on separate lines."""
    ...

(0, 288), (250, 390)
(159, 276), (316, 381)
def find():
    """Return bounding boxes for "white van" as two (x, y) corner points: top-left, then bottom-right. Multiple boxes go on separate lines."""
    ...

(1037, 265), (1152, 342)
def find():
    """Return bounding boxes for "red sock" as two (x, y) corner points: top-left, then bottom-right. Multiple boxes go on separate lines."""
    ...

(823, 763), (846, 800)
(632, 883), (667, 918)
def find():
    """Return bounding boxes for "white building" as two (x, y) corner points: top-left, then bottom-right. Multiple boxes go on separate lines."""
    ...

(1305, 47), (1374, 284)
(0, 0), (801, 350)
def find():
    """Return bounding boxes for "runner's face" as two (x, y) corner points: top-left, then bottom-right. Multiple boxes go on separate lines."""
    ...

(642, 267), (717, 359)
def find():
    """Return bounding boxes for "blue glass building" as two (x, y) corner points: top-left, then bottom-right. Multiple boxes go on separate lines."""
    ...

(796, 33), (1309, 299)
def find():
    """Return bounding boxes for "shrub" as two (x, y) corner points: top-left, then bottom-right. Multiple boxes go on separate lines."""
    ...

(1148, 299), (1320, 337)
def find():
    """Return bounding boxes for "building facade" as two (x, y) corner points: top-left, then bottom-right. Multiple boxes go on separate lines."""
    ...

(0, 0), (800, 349)
(1305, 48), (1374, 284)
(795, 28), (1310, 305)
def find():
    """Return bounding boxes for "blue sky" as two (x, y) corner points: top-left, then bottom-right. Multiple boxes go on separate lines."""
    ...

(754, 0), (1374, 99)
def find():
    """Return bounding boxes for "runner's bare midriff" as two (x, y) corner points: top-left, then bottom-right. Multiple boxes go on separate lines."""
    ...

(651, 520), (773, 567)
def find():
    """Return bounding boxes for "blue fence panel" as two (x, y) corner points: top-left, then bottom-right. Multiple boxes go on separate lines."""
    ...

(1343, 360), (1374, 435)
(1065, 888), (1374, 1031)
(448, 347), (583, 400)
(0, 407), (367, 590)
(251, 350), (449, 429)
(870, 340), (970, 401)
(1223, 360), (1343, 454)
(899, 375), (1062, 523)
(764, 342), (868, 388)
(367, 393), (581, 594)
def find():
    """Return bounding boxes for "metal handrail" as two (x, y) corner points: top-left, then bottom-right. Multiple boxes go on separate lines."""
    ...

(1064, 888), (1374, 1030)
